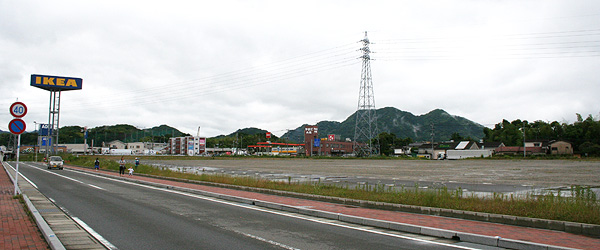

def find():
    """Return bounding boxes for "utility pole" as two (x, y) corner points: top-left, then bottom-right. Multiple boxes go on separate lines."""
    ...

(431, 123), (435, 159)
(523, 122), (526, 157)
(83, 126), (87, 155)
(353, 31), (379, 157)
(33, 121), (39, 162)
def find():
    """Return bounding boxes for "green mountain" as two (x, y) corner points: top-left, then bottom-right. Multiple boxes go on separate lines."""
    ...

(59, 124), (187, 146)
(225, 127), (269, 137)
(2, 108), (484, 148)
(0, 124), (187, 148)
(282, 107), (485, 143)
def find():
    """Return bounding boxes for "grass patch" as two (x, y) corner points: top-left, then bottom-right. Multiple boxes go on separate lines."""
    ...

(68, 156), (600, 225)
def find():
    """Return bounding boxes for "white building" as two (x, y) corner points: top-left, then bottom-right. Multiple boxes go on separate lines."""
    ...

(126, 142), (145, 155)
(167, 136), (206, 155)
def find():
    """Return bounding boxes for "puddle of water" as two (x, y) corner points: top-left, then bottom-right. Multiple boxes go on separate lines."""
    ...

(150, 165), (600, 200)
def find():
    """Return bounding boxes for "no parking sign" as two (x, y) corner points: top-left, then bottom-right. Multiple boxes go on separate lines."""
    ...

(8, 118), (26, 135)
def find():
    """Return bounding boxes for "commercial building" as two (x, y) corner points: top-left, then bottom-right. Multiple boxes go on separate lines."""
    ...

(106, 140), (126, 149)
(248, 142), (304, 156)
(245, 125), (357, 157)
(303, 125), (356, 156)
(167, 136), (206, 156)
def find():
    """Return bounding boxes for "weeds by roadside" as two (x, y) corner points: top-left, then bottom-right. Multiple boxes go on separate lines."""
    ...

(13, 194), (36, 223)
(68, 156), (600, 225)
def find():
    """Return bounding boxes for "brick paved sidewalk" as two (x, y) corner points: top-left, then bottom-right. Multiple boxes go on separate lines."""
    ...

(71, 165), (600, 250)
(0, 167), (49, 250)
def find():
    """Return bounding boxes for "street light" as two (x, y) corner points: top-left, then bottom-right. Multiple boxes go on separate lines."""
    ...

(33, 121), (39, 162)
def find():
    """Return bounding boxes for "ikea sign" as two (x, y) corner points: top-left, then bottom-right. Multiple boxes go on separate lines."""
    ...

(30, 74), (82, 91)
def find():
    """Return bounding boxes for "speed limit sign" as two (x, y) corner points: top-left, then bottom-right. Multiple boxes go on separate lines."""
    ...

(10, 102), (27, 118)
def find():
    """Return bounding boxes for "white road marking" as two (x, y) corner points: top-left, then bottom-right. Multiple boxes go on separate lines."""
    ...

(10, 163), (480, 249)
(23, 163), (105, 190)
(72, 217), (118, 250)
(4, 163), (38, 189)
(233, 230), (300, 250)
(73, 169), (481, 250)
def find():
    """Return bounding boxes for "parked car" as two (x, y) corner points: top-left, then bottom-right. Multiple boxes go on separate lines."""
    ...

(47, 156), (64, 170)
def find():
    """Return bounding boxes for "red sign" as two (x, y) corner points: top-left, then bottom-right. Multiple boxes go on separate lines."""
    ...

(328, 134), (335, 141)
(266, 132), (271, 139)
(10, 102), (27, 118)
(9, 119), (26, 135)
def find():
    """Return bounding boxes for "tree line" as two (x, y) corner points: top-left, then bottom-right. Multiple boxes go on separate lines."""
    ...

(2, 114), (598, 156)
(375, 114), (600, 156)
(482, 114), (600, 156)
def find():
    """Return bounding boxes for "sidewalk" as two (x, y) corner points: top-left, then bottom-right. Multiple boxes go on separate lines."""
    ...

(70, 165), (600, 250)
(0, 165), (49, 250)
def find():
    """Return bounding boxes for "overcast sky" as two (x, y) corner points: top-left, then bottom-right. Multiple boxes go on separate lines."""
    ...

(1, 0), (599, 137)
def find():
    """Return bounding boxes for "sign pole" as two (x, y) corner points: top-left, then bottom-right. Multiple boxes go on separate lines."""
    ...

(47, 92), (52, 160)
(14, 134), (21, 195)
(9, 101), (27, 195)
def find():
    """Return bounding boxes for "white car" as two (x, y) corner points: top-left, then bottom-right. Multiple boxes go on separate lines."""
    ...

(47, 156), (64, 170)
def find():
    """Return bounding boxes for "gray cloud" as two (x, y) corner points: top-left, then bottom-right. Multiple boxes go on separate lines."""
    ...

(2, 0), (599, 137)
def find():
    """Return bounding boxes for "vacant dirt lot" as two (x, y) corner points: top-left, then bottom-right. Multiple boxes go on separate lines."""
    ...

(151, 159), (600, 187)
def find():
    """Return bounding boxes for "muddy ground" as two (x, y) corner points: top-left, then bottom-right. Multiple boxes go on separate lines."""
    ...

(148, 159), (600, 187)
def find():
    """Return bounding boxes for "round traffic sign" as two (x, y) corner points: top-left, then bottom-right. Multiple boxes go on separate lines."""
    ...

(9, 118), (27, 135)
(10, 102), (27, 118)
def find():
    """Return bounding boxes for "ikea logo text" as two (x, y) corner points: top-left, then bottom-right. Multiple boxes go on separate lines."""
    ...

(30, 74), (83, 91)
(35, 76), (79, 87)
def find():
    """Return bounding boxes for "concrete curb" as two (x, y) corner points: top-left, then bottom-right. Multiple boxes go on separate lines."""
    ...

(125, 165), (600, 236)
(23, 194), (66, 250)
(80, 168), (581, 250)
(124, 169), (600, 238)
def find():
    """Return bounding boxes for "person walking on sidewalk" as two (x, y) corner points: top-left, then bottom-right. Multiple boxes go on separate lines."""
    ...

(128, 166), (134, 176)
(94, 158), (100, 171)
(119, 157), (126, 176)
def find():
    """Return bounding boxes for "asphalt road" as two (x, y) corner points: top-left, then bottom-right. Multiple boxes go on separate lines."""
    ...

(17, 162), (480, 250)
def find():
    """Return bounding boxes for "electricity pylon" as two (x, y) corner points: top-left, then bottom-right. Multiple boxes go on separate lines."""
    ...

(353, 31), (379, 157)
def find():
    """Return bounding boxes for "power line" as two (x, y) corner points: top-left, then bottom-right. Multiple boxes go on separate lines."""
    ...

(68, 43), (358, 110)
(376, 28), (600, 44)
(70, 56), (359, 110)
(373, 27), (600, 61)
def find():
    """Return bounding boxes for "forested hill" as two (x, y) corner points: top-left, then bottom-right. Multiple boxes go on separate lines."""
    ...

(283, 107), (485, 142)
(0, 124), (187, 147)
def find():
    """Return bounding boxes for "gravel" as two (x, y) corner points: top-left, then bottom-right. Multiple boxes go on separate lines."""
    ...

(147, 158), (600, 187)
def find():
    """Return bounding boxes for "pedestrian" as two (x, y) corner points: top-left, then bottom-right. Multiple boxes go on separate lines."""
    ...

(128, 166), (134, 176)
(119, 157), (126, 176)
(135, 157), (140, 169)
(94, 158), (100, 171)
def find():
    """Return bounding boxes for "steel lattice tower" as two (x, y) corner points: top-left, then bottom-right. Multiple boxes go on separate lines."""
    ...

(353, 32), (379, 157)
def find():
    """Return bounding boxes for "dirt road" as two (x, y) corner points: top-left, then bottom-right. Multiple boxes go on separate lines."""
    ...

(150, 158), (600, 187)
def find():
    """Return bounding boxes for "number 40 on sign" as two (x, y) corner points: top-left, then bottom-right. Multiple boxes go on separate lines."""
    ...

(10, 102), (27, 118)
